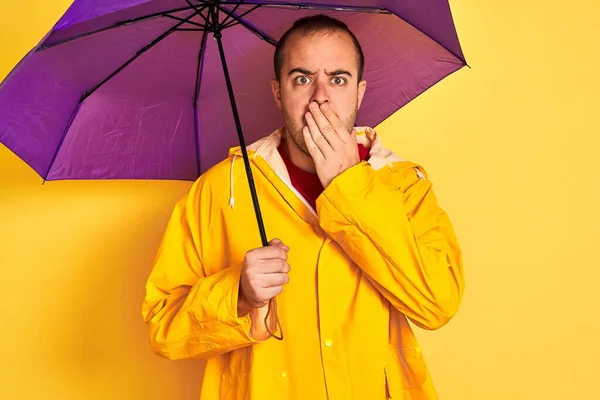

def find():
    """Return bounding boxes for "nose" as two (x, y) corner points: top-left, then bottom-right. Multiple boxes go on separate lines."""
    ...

(309, 80), (329, 105)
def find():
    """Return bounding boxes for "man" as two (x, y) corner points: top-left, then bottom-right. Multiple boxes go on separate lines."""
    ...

(142, 15), (465, 400)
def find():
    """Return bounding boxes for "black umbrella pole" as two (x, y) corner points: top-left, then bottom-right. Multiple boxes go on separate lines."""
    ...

(214, 31), (269, 248)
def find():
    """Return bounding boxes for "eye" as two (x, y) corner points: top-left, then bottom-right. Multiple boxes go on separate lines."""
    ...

(295, 76), (311, 85)
(331, 76), (347, 85)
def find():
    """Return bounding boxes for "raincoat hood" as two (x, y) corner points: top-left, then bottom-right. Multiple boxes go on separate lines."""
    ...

(226, 126), (425, 210)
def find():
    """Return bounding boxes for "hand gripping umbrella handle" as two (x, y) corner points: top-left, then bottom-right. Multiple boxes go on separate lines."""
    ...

(214, 28), (283, 340)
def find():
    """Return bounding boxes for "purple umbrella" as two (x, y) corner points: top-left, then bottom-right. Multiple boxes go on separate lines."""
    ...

(0, 0), (466, 246)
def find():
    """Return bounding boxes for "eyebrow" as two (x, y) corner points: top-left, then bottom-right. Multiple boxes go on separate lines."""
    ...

(288, 68), (353, 77)
(288, 68), (314, 76)
(327, 69), (352, 77)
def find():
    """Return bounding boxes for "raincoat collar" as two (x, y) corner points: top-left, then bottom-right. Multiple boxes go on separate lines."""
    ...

(228, 126), (406, 183)
(226, 126), (427, 212)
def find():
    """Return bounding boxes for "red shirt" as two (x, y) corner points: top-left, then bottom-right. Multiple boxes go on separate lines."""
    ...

(277, 142), (370, 210)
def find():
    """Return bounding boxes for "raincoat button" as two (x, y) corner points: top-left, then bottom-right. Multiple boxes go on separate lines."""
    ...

(281, 372), (287, 378)
(324, 339), (333, 347)
(416, 347), (421, 353)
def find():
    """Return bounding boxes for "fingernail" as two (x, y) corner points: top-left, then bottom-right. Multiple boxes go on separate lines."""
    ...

(321, 102), (329, 110)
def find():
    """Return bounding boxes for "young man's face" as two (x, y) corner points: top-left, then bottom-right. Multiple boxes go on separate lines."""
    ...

(271, 30), (367, 156)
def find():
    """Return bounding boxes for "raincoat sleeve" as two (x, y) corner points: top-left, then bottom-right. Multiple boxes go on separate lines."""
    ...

(141, 176), (261, 360)
(316, 161), (465, 330)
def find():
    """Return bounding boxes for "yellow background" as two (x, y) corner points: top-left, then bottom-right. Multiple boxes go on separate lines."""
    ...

(1, 1), (599, 398)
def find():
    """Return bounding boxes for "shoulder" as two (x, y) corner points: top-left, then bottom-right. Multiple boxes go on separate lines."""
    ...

(183, 156), (236, 207)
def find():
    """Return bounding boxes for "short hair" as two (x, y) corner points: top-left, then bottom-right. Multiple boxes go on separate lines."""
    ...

(273, 14), (365, 82)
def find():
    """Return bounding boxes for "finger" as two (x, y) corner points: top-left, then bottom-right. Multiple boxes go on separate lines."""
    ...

(266, 260), (291, 274)
(308, 101), (341, 148)
(268, 238), (290, 252)
(261, 259), (290, 274)
(305, 111), (332, 157)
(305, 109), (335, 157)
(302, 125), (325, 163)
(261, 285), (284, 301)
(319, 102), (349, 142)
(262, 246), (289, 261)
(248, 246), (288, 263)
(261, 273), (290, 288)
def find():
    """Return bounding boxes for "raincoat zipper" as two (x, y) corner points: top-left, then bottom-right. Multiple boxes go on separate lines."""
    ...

(274, 171), (318, 218)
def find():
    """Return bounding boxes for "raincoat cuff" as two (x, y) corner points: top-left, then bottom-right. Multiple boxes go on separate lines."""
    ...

(227, 263), (276, 342)
(215, 263), (258, 344)
(316, 161), (372, 213)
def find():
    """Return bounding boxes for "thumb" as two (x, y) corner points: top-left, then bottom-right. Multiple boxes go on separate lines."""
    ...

(268, 238), (289, 252)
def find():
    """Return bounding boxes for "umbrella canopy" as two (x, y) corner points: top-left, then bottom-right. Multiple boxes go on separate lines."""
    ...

(0, 0), (466, 183)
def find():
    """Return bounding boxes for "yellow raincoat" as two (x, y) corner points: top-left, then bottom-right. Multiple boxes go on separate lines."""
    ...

(142, 127), (465, 400)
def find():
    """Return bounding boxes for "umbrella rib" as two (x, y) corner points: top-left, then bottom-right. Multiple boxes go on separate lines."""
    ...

(42, 12), (198, 182)
(222, 5), (261, 29)
(218, 1), (390, 14)
(164, 14), (207, 29)
(42, 97), (85, 183)
(36, 5), (201, 51)
(193, 30), (209, 177)
(217, 6), (277, 46)
(82, 12), (197, 101)
(183, 0), (211, 25)
(222, 21), (241, 29)
(218, 1), (466, 65)
(385, 9), (467, 65)
(220, 0), (245, 27)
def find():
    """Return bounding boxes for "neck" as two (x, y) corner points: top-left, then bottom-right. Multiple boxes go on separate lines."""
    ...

(282, 128), (317, 173)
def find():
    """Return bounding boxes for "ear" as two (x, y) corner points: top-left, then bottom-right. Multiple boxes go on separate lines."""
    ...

(357, 80), (367, 110)
(271, 79), (282, 110)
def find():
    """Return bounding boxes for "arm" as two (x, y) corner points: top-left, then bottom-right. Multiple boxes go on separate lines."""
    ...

(316, 161), (465, 330)
(141, 177), (266, 360)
